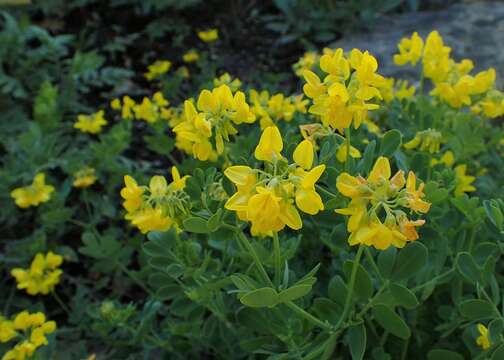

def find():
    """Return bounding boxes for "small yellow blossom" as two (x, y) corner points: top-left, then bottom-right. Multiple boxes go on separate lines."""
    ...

(404, 129), (443, 154)
(336, 157), (430, 250)
(213, 73), (242, 92)
(0, 311), (56, 360)
(120, 167), (190, 234)
(144, 60), (171, 81)
(476, 323), (491, 350)
(74, 110), (107, 134)
(430, 151), (455, 167)
(336, 144), (362, 163)
(198, 29), (218, 42)
(225, 127), (325, 236)
(454, 164), (476, 196)
(73, 167), (97, 188)
(393, 32), (424, 66)
(11, 252), (63, 295)
(183, 50), (199, 63)
(11, 173), (54, 208)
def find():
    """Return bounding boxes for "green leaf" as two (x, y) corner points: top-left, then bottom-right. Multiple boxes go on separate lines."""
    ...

(390, 284), (419, 309)
(328, 275), (348, 305)
(348, 323), (366, 360)
(183, 217), (210, 233)
(379, 129), (402, 156)
(372, 304), (410, 339)
(456, 252), (481, 284)
(343, 260), (373, 300)
(358, 140), (376, 174)
(459, 299), (497, 320)
(240, 287), (278, 308)
(427, 349), (464, 360)
(277, 284), (312, 303)
(492, 344), (504, 360)
(377, 247), (396, 279)
(207, 209), (223, 232)
(391, 242), (428, 282)
(489, 318), (504, 344)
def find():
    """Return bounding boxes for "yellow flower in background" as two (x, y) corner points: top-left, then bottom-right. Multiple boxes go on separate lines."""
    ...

(131, 92), (170, 123)
(454, 164), (476, 196)
(0, 311), (56, 360)
(472, 89), (504, 118)
(74, 110), (107, 134)
(422, 31), (451, 83)
(476, 324), (491, 350)
(302, 48), (384, 133)
(198, 29), (218, 42)
(11, 173), (54, 209)
(183, 50), (199, 63)
(73, 167), (97, 188)
(380, 78), (416, 103)
(393, 31), (424, 66)
(177, 66), (190, 78)
(213, 72), (242, 92)
(249, 89), (305, 129)
(404, 129), (443, 154)
(120, 167), (190, 234)
(144, 60), (171, 80)
(336, 144), (361, 163)
(11, 252), (63, 295)
(292, 51), (319, 77)
(336, 156), (430, 250)
(430, 150), (455, 167)
(225, 127), (325, 236)
(174, 85), (255, 160)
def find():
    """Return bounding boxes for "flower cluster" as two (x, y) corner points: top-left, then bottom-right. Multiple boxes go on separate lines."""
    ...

(380, 78), (416, 103)
(336, 157), (431, 249)
(302, 48), (385, 133)
(120, 167), (191, 234)
(173, 85), (255, 160)
(198, 29), (218, 42)
(11, 252), (63, 296)
(224, 126), (325, 236)
(429, 151), (476, 196)
(394, 31), (498, 110)
(111, 92), (170, 123)
(249, 89), (307, 129)
(0, 311), (56, 360)
(74, 110), (108, 134)
(144, 60), (171, 81)
(73, 167), (97, 188)
(292, 51), (319, 77)
(404, 128), (443, 154)
(183, 50), (199, 63)
(476, 323), (491, 350)
(11, 173), (54, 209)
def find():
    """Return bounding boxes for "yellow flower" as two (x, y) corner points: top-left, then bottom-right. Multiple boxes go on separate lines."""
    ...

(74, 110), (107, 134)
(393, 32), (424, 66)
(121, 96), (136, 120)
(454, 164), (476, 196)
(198, 29), (218, 42)
(254, 126), (283, 163)
(183, 50), (199, 63)
(292, 51), (319, 77)
(73, 167), (97, 188)
(430, 150), (455, 167)
(404, 129), (443, 154)
(121, 168), (190, 234)
(476, 324), (491, 350)
(144, 60), (171, 80)
(11, 173), (54, 208)
(134, 97), (158, 123)
(380, 78), (415, 103)
(0, 311), (56, 359)
(336, 157), (430, 250)
(225, 130), (325, 236)
(11, 252), (63, 295)
(422, 31), (451, 83)
(336, 144), (362, 163)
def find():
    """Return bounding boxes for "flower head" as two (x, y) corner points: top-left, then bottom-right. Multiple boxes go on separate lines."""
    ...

(476, 324), (491, 350)
(144, 60), (171, 80)
(74, 110), (107, 134)
(73, 167), (97, 188)
(11, 173), (54, 208)
(336, 157), (430, 250)
(11, 252), (63, 295)
(198, 29), (218, 42)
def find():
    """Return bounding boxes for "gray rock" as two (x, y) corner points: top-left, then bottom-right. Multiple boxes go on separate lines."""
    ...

(330, 2), (504, 88)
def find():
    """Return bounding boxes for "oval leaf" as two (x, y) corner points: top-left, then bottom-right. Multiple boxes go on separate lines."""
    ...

(348, 323), (366, 360)
(372, 304), (411, 339)
(391, 242), (428, 282)
(240, 287), (278, 308)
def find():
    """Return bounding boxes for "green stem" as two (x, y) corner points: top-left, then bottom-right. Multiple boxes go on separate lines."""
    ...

(116, 261), (154, 297)
(286, 301), (332, 331)
(412, 268), (455, 292)
(52, 291), (72, 316)
(315, 185), (338, 199)
(345, 127), (351, 172)
(272, 232), (281, 288)
(364, 247), (383, 282)
(236, 231), (273, 287)
(334, 244), (364, 330)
